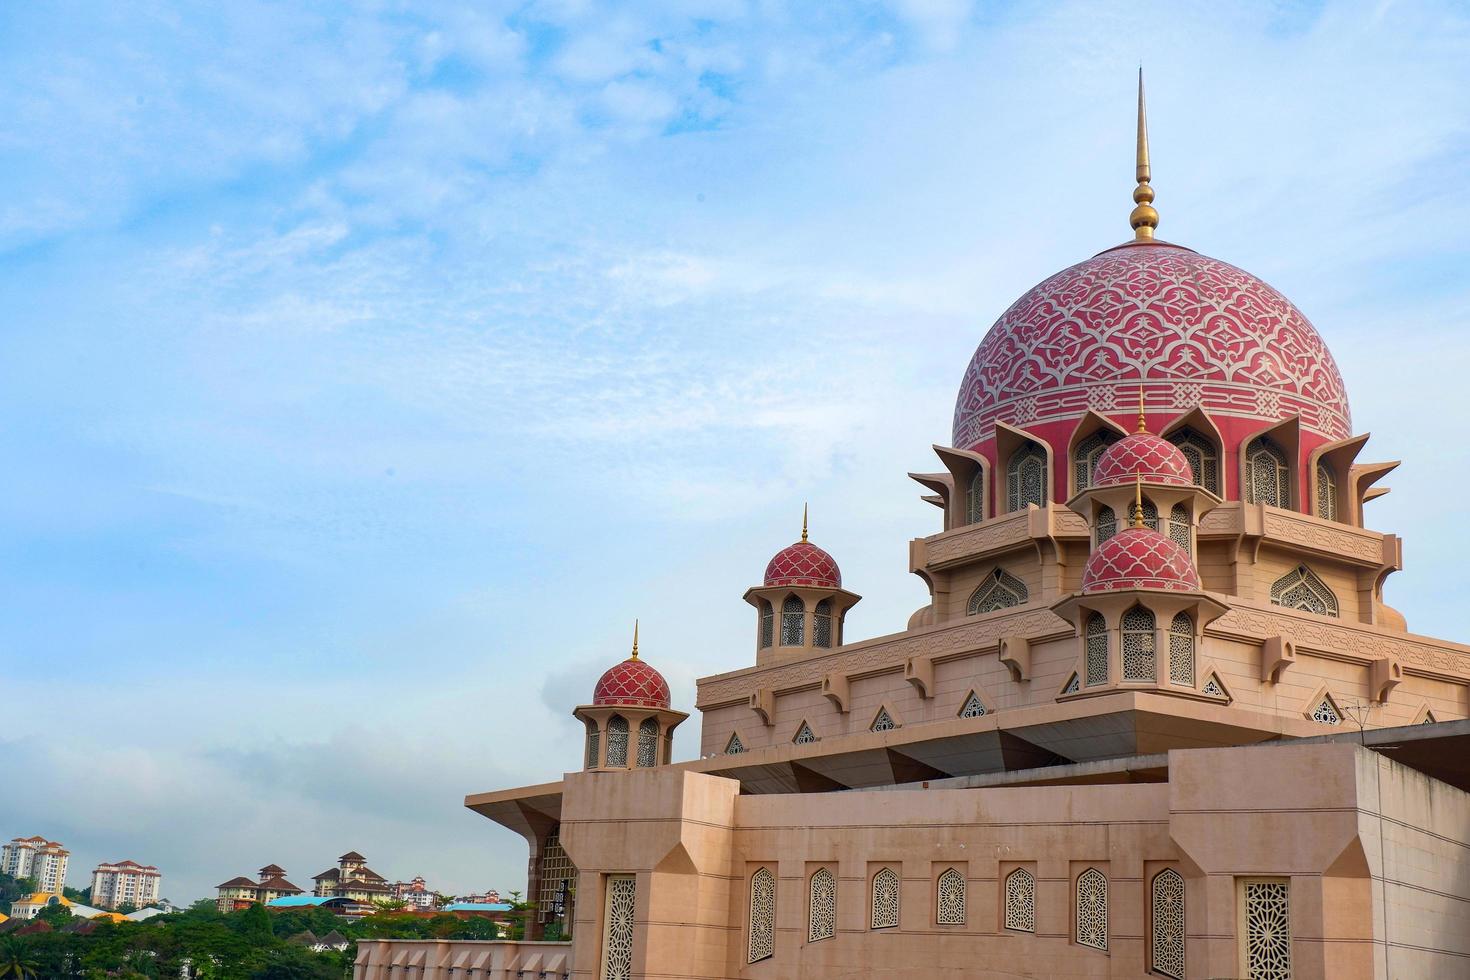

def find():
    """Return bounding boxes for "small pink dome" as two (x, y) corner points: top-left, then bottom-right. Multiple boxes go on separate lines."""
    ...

(593, 657), (671, 709)
(1092, 432), (1194, 488)
(1081, 527), (1200, 593)
(764, 541), (842, 589)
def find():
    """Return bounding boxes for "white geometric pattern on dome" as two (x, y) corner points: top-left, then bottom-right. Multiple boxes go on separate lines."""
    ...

(870, 868), (899, 930)
(959, 692), (987, 718)
(1122, 606), (1156, 682)
(808, 868), (836, 942)
(1270, 565), (1338, 618)
(968, 568), (1029, 615)
(936, 868), (965, 925)
(1151, 868), (1185, 979)
(601, 875), (636, 980)
(870, 708), (896, 733)
(793, 721), (817, 745)
(1243, 879), (1291, 979)
(747, 868), (775, 963)
(725, 732), (745, 755)
(1311, 695), (1341, 726)
(1004, 868), (1035, 932)
(1076, 868), (1108, 951)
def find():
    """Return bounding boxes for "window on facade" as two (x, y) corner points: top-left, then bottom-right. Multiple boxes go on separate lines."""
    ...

(1151, 869), (1185, 979)
(1085, 612), (1109, 687)
(870, 708), (896, 732)
(605, 716), (629, 768)
(1168, 428), (1221, 495)
(725, 732), (745, 755)
(537, 832), (576, 926)
(1168, 612), (1195, 687)
(793, 721), (817, 745)
(813, 599), (833, 648)
(1316, 462), (1338, 521)
(1241, 879), (1290, 980)
(1423, 710), (1438, 725)
(1073, 430), (1120, 492)
(1246, 437), (1290, 508)
(585, 720), (600, 769)
(1168, 502), (1191, 552)
(808, 868), (836, 942)
(1062, 673), (1081, 694)
(1140, 497), (1160, 531)
(780, 596), (805, 646)
(748, 868), (775, 963)
(959, 691), (987, 718)
(1096, 505), (1117, 544)
(870, 868), (899, 930)
(636, 717), (659, 768)
(759, 600), (773, 649)
(1121, 606), (1156, 682)
(1004, 868), (1035, 933)
(1202, 673), (1226, 699)
(966, 470), (985, 525)
(1075, 868), (1108, 951)
(936, 868), (966, 925)
(1007, 443), (1048, 512)
(967, 568), (1029, 615)
(1270, 565), (1339, 617)
(1310, 694), (1341, 726)
(601, 874), (637, 980)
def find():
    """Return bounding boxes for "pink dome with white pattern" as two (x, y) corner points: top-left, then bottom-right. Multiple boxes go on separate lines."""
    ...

(1081, 526), (1200, 593)
(764, 541), (842, 589)
(1091, 432), (1194, 488)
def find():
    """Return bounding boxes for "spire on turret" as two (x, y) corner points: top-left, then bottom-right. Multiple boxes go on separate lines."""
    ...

(1130, 68), (1159, 241)
(1136, 383), (1148, 433)
(1131, 474), (1146, 528)
(801, 502), (809, 543)
(630, 619), (639, 660)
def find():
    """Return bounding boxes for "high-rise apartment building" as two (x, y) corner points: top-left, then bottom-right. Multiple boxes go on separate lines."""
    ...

(0, 836), (69, 893)
(90, 860), (162, 910)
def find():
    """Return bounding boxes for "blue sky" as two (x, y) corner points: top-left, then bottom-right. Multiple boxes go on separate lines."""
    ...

(2, 0), (1469, 904)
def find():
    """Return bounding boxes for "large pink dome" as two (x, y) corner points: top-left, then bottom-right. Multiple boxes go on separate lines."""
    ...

(952, 240), (1351, 450)
(1081, 527), (1200, 594)
(764, 541), (842, 589)
(593, 657), (671, 709)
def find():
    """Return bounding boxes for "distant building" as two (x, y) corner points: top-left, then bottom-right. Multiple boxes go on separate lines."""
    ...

(0, 836), (69, 893)
(454, 889), (502, 905)
(90, 860), (161, 910)
(311, 851), (390, 903)
(390, 875), (435, 910)
(9, 892), (108, 921)
(215, 864), (305, 912)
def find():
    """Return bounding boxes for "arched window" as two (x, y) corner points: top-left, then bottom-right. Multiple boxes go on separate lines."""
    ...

(585, 719), (600, 769)
(725, 732), (745, 755)
(1095, 505), (1117, 544)
(1004, 868), (1035, 933)
(870, 708), (896, 732)
(1168, 612), (1195, 687)
(605, 715), (629, 768)
(759, 600), (773, 649)
(808, 868), (836, 942)
(966, 469), (985, 525)
(1270, 565), (1339, 617)
(1167, 427), (1220, 495)
(1075, 868), (1108, 951)
(870, 868), (899, 930)
(747, 868), (775, 963)
(1316, 461), (1338, 521)
(967, 568), (1029, 615)
(1140, 497), (1159, 531)
(936, 868), (965, 925)
(1007, 443), (1048, 512)
(1168, 502), (1191, 552)
(813, 599), (833, 648)
(1150, 869), (1185, 979)
(1246, 437), (1290, 508)
(1072, 430), (1120, 492)
(1121, 606), (1156, 682)
(1085, 612), (1108, 687)
(780, 596), (805, 646)
(636, 717), (659, 768)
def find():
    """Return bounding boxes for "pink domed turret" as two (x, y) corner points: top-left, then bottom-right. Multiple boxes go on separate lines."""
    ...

(1092, 431), (1194, 489)
(592, 623), (671, 709)
(764, 506), (842, 588)
(1081, 521), (1200, 594)
(575, 622), (688, 773)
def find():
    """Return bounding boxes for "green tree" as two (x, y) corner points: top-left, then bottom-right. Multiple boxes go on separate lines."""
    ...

(236, 902), (272, 941)
(0, 938), (40, 979)
(35, 901), (73, 926)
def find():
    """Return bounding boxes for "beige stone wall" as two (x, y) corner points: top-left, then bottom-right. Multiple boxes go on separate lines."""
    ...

(353, 939), (572, 979)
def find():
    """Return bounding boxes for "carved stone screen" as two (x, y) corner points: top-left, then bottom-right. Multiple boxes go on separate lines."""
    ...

(1150, 868), (1184, 979)
(1242, 879), (1290, 980)
(600, 874), (636, 980)
(808, 868), (836, 942)
(1075, 868), (1108, 951)
(747, 868), (775, 963)
(937, 868), (966, 925)
(1004, 868), (1035, 932)
(870, 868), (899, 929)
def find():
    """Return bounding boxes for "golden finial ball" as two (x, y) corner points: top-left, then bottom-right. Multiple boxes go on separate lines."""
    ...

(1133, 184), (1155, 205)
(1130, 203), (1159, 230)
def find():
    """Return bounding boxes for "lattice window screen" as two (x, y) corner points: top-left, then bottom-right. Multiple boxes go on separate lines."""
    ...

(1270, 566), (1338, 617)
(967, 471), (985, 525)
(747, 869), (775, 963)
(781, 596), (805, 645)
(1121, 606), (1156, 681)
(1007, 443), (1047, 512)
(1004, 868), (1035, 932)
(1168, 502), (1191, 552)
(870, 709), (896, 732)
(1168, 429), (1220, 495)
(968, 568), (1029, 615)
(1085, 613), (1108, 687)
(1062, 673), (1080, 695)
(1246, 438), (1289, 508)
(793, 721), (817, 745)
(605, 716), (629, 768)
(813, 598), (833, 648)
(1311, 696), (1341, 725)
(601, 875), (636, 980)
(1075, 868), (1108, 951)
(870, 868), (899, 930)
(1150, 869), (1185, 979)
(936, 868), (966, 925)
(537, 832), (576, 925)
(1168, 612), (1195, 687)
(1073, 430), (1120, 492)
(1202, 674), (1225, 698)
(808, 868), (836, 942)
(1242, 879), (1290, 980)
(759, 601), (773, 648)
(1316, 462), (1337, 521)
(636, 718), (659, 768)
(725, 733), (745, 755)
(959, 692), (987, 718)
(585, 721), (600, 769)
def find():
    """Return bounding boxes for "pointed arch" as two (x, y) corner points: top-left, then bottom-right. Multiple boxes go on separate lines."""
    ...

(808, 868), (836, 942)
(636, 717), (659, 768)
(1167, 502), (1191, 552)
(1167, 611), (1195, 687)
(966, 468), (986, 525)
(996, 421), (1053, 513)
(1075, 868), (1108, 950)
(585, 718), (601, 769)
(1245, 435), (1291, 508)
(1315, 460), (1339, 521)
(758, 600), (773, 649)
(1072, 429), (1123, 494)
(1121, 606), (1156, 682)
(605, 715), (629, 767)
(1197, 660), (1234, 702)
(1150, 868), (1185, 978)
(870, 868), (900, 930)
(1084, 612), (1108, 687)
(1270, 565), (1339, 617)
(1164, 423), (1222, 495)
(967, 567), (1029, 615)
(1302, 686), (1343, 726)
(1003, 867), (1035, 932)
(780, 595), (805, 645)
(1095, 505), (1117, 544)
(936, 868), (966, 925)
(747, 868), (775, 963)
(813, 598), (834, 648)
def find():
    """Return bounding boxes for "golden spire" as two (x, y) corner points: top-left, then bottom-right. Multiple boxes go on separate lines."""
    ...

(1131, 475), (1146, 528)
(801, 502), (809, 543)
(1130, 67), (1159, 241)
(630, 619), (640, 660)
(1137, 383), (1148, 433)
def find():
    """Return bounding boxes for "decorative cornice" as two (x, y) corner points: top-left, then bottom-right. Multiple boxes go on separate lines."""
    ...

(1259, 511), (1388, 564)
(1210, 605), (1470, 680)
(921, 512), (1030, 566)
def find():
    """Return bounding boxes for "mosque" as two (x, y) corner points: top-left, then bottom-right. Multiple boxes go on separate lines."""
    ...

(355, 77), (1470, 980)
